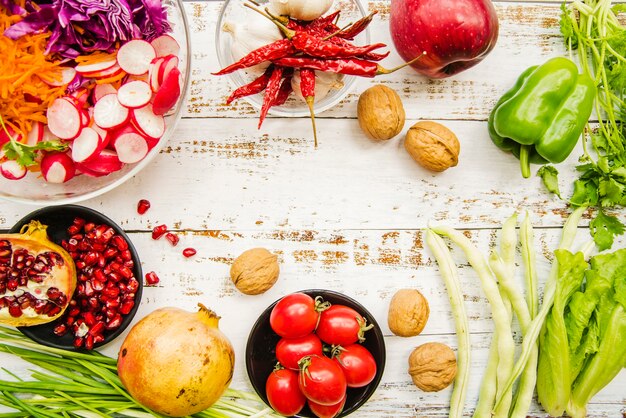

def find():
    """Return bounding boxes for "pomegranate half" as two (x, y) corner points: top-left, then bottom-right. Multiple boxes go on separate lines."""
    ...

(0, 221), (77, 327)
(117, 304), (235, 417)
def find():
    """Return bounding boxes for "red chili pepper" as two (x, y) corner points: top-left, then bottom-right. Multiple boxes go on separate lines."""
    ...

(328, 37), (390, 61)
(226, 66), (274, 104)
(305, 10), (341, 35)
(292, 31), (386, 59)
(300, 68), (318, 147)
(338, 11), (378, 40)
(212, 39), (294, 76)
(274, 52), (426, 77)
(258, 66), (285, 129)
(274, 68), (294, 106)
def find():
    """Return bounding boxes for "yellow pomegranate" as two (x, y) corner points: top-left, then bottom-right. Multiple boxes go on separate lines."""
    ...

(117, 304), (235, 417)
(0, 221), (76, 327)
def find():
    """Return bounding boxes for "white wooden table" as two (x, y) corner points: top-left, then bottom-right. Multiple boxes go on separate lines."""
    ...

(1, 0), (625, 416)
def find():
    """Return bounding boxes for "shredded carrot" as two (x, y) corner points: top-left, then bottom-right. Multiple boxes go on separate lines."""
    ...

(75, 51), (118, 65)
(0, 9), (67, 141)
(95, 71), (127, 85)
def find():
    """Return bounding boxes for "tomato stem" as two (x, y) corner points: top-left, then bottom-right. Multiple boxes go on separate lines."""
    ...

(356, 317), (374, 343)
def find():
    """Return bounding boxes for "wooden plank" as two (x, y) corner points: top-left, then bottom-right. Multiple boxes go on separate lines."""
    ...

(185, 1), (568, 120)
(1, 118), (614, 231)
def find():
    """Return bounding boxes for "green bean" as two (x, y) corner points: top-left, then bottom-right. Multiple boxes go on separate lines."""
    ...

(425, 230), (470, 418)
(430, 226), (515, 418)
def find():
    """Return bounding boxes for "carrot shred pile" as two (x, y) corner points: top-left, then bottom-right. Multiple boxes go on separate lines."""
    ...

(0, 9), (66, 141)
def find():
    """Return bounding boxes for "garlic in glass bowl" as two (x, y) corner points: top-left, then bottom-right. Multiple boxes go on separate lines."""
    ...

(215, 0), (370, 117)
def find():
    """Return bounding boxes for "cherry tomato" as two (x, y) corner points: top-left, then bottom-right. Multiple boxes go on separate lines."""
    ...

(316, 304), (372, 346)
(308, 394), (347, 418)
(332, 344), (377, 388)
(276, 334), (324, 370)
(266, 368), (306, 416)
(298, 355), (347, 406)
(270, 293), (319, 338)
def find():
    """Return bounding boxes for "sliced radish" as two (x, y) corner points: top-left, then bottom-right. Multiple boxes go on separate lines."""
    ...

(75, 57), (117, 75)
(41, 126), (56, 142)
(93, 83), (117, 102)
(93, 94), (129, 129)
(153, 67), (181, 116)
(40, 152), (76, 183)
(71, 88), (90, 107)
(112, 131), (149, 163)
(0, 125), (21, 146)
(158, 55), (179, 86)
(25, 122), (44, 146)
(0, 160), (27, 180)
(77, 149), (123, 175)
(132, 105), (165, 140)
(149, 57), (165, 92)
(91, 123), (109, 144)
(71, 127), (105, 163)
(151, 35), (180, 58)
(45, 67), (77, 87)
(117, 40), (156, 75)
(47, 97), (82, 140)
(80, 109), (90, 127)
(87, 64), (123, 79)
(117, 80), (152, 108)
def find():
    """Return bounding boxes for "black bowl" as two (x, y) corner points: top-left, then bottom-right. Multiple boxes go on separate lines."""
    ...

(10, 204), (143, 350)
(246, 289), (386, 417)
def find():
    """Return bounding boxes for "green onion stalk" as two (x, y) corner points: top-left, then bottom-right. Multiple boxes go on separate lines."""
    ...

(0, 326), (280, 418)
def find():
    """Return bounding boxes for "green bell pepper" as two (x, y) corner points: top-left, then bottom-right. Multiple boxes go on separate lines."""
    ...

(488, 57), (596, 178)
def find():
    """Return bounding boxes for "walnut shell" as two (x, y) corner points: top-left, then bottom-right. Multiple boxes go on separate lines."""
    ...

(388, 289), (430, 337)
(405, 121), (460, 172)
(230, 248), (279, 295)
(357, 85), (405, 141)
(408, 342), (457, 392)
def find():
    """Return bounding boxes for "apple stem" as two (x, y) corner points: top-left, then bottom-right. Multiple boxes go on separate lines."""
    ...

(376, 51), (427, 75)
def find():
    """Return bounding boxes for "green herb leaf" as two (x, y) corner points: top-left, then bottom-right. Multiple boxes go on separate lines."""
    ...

(2, 140), (68, 168)
(538, 165), (562, 198)
(559, 3), (579, 50)
(570, 179), (598, 207)
(589, 210), (625, 251)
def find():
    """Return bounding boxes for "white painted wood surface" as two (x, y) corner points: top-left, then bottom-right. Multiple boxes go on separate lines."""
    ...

(1, 0), (625, 417)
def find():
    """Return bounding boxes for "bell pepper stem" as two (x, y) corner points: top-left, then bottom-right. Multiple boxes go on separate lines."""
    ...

(519, 145), (531, 178)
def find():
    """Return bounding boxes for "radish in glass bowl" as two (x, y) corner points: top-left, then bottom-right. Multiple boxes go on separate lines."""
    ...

(0, 0), (190, 204)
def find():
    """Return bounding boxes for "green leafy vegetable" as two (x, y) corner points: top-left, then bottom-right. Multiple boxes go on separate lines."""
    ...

(589, 210), (625, 251)
(536, 250), (588, 417)
(537, 165), (561, 198)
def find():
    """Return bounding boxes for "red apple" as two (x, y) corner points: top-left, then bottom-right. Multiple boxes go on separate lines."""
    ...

(390, 0), (499, 78)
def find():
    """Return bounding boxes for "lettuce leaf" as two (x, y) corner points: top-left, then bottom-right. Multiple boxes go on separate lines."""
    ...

(537, 250), (588, 417)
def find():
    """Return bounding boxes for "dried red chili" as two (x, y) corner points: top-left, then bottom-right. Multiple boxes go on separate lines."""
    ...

(338, 11), (378, 40)
(213, 39), (294, 76)
(258, 66), (285, 128)
(299, 68), (318, 147)
(274, 69), (294, 107)
(226, 65), (274, 104)
(291, 31), (386, 59)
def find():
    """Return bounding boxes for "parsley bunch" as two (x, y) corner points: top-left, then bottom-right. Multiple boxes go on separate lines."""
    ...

(551, 0), (626, 250)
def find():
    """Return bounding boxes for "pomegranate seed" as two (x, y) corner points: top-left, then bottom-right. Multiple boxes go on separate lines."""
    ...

(84, 222), (95, 233)
(73, 337), (84, 348)
(83, 251), (99, 266)
(120, 249), (132, 261)
(103, 247), (118, 259)
(7, 279), (18, 291)
(83, 311), (96, 326)
(93, 334), (105, 344)
(145, 271), (160, 285)
(8, 303), (22, 317)
(102, 286), (120, 299)
(89, 321), (105, 336)
(127, 278), (139, 293)
(106, 314), (123, 330)
(67, 225), (80, 235)
(182, 248), (197, 258)
(118, 265), (133, 280)
(66, 316), (76, 326)
(165, 233), (179, 246)
(53, 323), (68, 336)
(111, 235), (129, 251)
(84, 335), (94, 350)
(119, 300), (134, 315)
(137, 199), (151, 215)
(152, 224), (168, 240)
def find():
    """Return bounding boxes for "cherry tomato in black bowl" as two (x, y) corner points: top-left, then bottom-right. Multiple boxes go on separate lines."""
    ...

(245, 289), (386, 418)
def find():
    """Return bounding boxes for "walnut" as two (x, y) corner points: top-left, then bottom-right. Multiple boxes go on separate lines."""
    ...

(388, 289), (429, 337)
(357, 85), (405, 140)
(404, 121), (460, 171)
(230, 248), (279, 295)
(408, 342), (457, 392)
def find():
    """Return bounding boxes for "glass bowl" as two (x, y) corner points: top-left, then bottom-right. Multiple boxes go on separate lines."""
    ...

(0, 0), (190, 205)
(215, 0), (370, 117)
(246, 289), (386, 417)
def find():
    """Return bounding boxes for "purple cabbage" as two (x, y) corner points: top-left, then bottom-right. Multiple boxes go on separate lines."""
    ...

(0, 0), (26, 16)
(3, 0), (171, 59)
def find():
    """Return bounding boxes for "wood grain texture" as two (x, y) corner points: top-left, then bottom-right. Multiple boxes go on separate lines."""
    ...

(0, 0), (625, 417)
